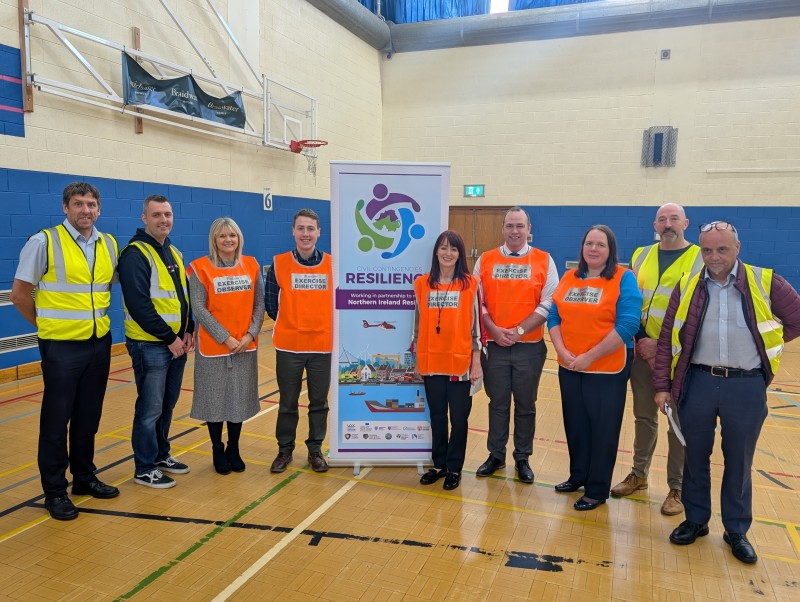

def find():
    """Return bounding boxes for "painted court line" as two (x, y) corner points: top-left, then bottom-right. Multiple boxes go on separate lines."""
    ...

(212, 467), (373, 601)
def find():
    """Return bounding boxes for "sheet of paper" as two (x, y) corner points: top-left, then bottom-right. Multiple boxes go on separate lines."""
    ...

(666, 404), (686, 446)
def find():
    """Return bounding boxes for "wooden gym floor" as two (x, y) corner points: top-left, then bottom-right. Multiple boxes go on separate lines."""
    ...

(1, 324), (799, 601)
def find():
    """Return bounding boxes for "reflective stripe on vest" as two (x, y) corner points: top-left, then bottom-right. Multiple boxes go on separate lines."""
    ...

(670, 264), (782, 378)
(188, 255), (260, 357)
(552, 266), (627, 374)
(478, 247), (549, 342)
(632, 243), (703, 339)
(123, 241), (187, 341)
(272, 252), (333, 353)
(414, 274), (478, 375)
(35, 225), (117, 340)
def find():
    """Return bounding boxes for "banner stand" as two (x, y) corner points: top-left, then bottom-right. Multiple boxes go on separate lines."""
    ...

(329, 161), (450, 471)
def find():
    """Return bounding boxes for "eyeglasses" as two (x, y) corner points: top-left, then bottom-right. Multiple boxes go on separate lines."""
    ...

(699, 221), (736, 233)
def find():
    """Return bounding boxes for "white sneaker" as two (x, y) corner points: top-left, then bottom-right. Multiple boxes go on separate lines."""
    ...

(156, 456), (190, 474)
(134, 469), (176, 489)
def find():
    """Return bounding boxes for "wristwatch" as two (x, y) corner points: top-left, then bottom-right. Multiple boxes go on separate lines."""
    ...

(516, 325), (525, 336)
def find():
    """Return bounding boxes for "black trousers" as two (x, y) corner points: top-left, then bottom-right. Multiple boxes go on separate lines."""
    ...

(423, 375), (473, 473)
(558, 349), (633, 501)
(275, 350), (331, 455)
(38, 334), (112, 499)
(481, 340), (547, 461)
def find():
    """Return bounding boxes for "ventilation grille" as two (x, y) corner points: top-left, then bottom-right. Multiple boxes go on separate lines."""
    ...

(642, 126), (678, 167)
(0, 333), (38, 354)
(0, 290), (12, 306)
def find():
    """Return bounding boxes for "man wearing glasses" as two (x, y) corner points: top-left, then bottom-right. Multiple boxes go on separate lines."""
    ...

(653, 221), (800, 564)
(611, 204), (703, 516)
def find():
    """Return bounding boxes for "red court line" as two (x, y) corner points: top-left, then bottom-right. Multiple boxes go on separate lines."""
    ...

(0, 74), (23, 84)
(0, 103), (23, 114)
(0, 392), (42, 407)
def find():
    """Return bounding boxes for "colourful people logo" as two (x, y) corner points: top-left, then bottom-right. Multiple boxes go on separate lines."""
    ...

(355, 184), (425, 259)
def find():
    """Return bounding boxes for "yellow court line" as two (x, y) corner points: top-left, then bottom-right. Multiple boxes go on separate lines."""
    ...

(761, 554), (800, 564)
(762, 423), (800, 431)
(0, 460), (38, 479)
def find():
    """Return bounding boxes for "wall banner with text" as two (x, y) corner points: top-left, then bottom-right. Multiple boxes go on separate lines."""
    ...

(329, 161), (449, 467)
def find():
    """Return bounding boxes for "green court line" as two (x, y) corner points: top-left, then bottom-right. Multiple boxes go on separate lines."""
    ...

(115, 471), (301, 600)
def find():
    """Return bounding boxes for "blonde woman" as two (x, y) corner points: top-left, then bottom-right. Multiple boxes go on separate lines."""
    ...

(188, 218), (264, 474)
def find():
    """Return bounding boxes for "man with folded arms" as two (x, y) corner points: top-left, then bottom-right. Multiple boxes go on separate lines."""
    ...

(653, 221), (800, 564)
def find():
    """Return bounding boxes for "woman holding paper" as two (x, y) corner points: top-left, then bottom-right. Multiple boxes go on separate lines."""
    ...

(547, 225), (642, 510)
(412, 230), (482, 491)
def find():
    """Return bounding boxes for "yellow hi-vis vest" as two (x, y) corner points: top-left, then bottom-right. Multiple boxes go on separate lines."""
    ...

(36, 225), (118, 340)
(670, 264), (784, 378)
(123, 241), (188, 341)
(632, 243), (703, 339)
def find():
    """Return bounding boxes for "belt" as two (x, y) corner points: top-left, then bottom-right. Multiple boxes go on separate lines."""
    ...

(693, 364), (762, 378)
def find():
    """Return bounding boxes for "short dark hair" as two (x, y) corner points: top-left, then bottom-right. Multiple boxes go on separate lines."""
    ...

(293, 208), (320, 228)
(143, 194), (170, 214)
(504, 206), (530, 226)
(62, 182), (101, 208)
(427, 230), (471, 290)
(577, 224), (619, 280)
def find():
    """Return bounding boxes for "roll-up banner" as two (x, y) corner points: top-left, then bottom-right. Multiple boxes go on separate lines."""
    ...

(329, 162), (450, 468)
(121, 53), (246, 129)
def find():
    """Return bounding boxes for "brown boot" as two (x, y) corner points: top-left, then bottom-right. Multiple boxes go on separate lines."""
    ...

(610, 472), (648, 497)
(661, 488), (684, 516)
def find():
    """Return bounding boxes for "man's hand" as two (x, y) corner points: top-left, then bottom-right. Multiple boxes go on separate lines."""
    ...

(183, 332), (195, 353)
(636, 337), (658, 361)
(492, 325), (517, 347)
(168, 337), (186, 358)
(654, 392), (672, 415)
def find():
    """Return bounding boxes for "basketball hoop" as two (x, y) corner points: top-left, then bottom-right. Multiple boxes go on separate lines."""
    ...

(290, 139), (328, 179)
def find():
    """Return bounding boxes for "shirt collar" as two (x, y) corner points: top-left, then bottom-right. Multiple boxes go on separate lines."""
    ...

(62, 219), (99, 244)
(703, 260), (738, 286)
(501, 243), (530, 256)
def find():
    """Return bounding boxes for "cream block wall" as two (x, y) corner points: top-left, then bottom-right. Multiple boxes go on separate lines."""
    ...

(381, 17), (800, 207)
(0, 0), (382, 198)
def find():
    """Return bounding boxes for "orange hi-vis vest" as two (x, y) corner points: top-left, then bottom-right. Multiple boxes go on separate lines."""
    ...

(187, 255), (260, 358)
(553, 266), (627, 374)
(272, 251), (333, 353)
(479, 247), (549, 342)
(414, 274), (478, 376)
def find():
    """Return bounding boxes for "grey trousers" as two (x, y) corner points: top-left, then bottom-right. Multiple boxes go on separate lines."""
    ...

(275, 350), (331, 455)
(629, 354), (685, 490)
(481, 340), (547, 461)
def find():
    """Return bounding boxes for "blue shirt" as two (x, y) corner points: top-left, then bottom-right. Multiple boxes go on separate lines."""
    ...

(547, 269), (642, 348)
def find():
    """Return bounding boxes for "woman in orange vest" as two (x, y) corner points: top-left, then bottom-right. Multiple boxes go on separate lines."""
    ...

(413, 231), (482, 491)
(547, 225), (642, 510)
(188, 218), (265, 475)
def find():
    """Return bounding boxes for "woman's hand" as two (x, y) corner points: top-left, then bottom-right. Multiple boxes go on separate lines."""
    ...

(233, 333), (253, 354)
(469, 361), (483, 384)
(224, 336), (239, 352)
(568, 353), (594, 372)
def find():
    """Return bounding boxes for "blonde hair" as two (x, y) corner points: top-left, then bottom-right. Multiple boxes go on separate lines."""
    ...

(208, 217), (244, 265)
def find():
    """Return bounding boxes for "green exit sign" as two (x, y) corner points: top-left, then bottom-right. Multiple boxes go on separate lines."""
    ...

(464, 184), (485, 197)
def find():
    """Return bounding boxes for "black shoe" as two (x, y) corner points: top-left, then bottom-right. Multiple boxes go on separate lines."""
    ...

(420, 468), (447, 485)
(44, 495), (78, 521)
(515, 459), (534, 483)
(476, 456), (505, 477)
(574, 496), (605, 511)
(554, 480), (581, 493)
(723, 532), (757, 564)
(225, 444), (246, 472)
(443, 472), (461, 491)
(212, 442), (231, 475)
(669, 520), (709, 545)
(71, 479), (120, 499)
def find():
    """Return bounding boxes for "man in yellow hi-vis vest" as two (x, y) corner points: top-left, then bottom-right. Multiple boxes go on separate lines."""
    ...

(11, 182), (120, 521)
(653, 221), (800, 565)
(611, 204), (702, 516)
(118, 194), (194, 490)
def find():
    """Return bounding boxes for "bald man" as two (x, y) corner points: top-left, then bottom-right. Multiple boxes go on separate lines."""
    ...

(653, 222), (800, 563)
(611, 204), (703, 515)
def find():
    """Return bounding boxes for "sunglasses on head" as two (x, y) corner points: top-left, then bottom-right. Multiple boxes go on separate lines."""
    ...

(699, 221), (736, 233)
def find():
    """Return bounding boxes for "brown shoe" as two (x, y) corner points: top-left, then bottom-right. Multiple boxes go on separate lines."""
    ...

(610, 472), (648, 497)
(661, 488), (684, 516)
(308, 451), (329, 473)
(270, 452), (292, 473)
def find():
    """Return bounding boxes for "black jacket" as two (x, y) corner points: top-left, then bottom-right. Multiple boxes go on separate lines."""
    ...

(117, 228), (194, 344)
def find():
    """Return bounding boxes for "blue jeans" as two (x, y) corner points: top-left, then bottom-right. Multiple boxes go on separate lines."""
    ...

(127, 341), (187, 474)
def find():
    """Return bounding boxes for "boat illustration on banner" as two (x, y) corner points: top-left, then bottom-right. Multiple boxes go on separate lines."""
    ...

(365, 390), (425, 413)
(348, 391), (366, 396)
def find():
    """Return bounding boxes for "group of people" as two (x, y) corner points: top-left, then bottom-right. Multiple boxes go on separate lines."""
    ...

(11, 184), (800, 566)
(413, 204), (800, 566)
(10, 183), (326, 524)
